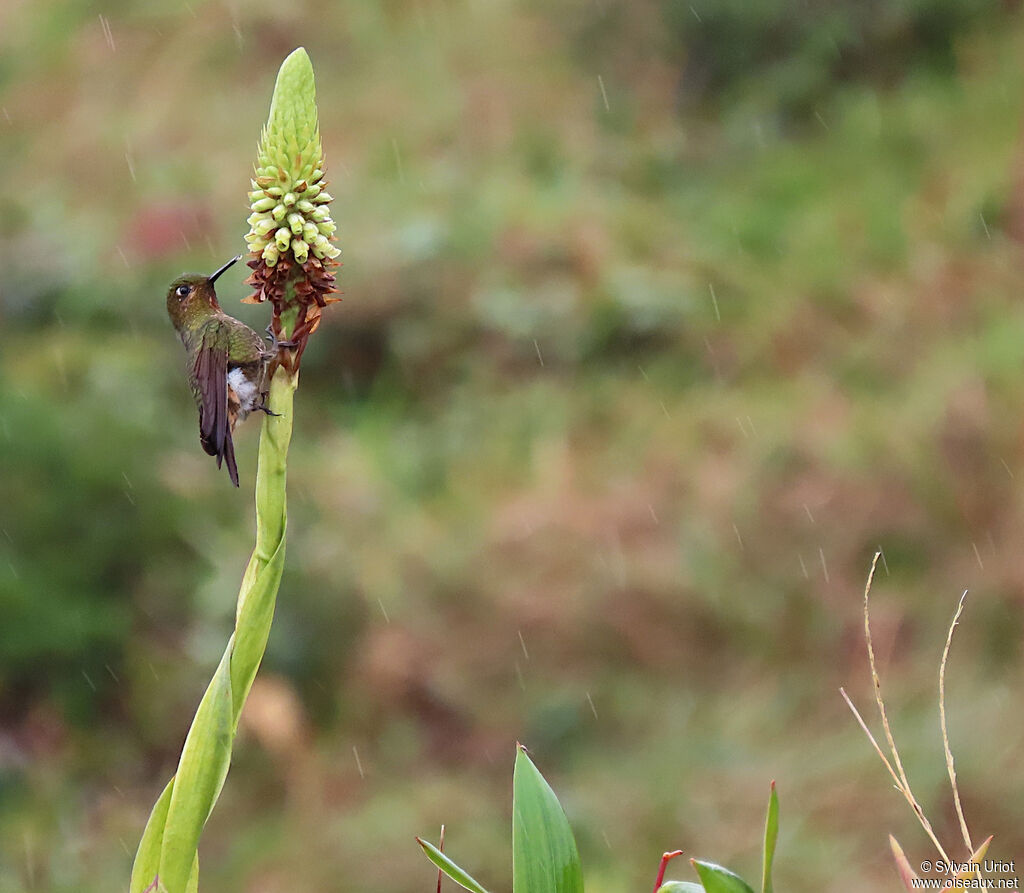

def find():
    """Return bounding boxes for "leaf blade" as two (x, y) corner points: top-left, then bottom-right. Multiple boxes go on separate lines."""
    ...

(512, 745), (584, 893)
(158, 643), (235, 893)
(692, 860), (756, 893)
(417, 837), (493, 893)
(761, 782), (779, 893)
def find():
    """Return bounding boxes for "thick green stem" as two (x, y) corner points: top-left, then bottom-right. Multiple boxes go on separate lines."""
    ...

(130, 368), (297, 893)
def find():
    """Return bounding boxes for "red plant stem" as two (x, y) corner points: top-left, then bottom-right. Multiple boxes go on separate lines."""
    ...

(653, 850), (684, 893)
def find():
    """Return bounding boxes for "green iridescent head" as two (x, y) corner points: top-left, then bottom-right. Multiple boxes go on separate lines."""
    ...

(166, 255), (239, 330)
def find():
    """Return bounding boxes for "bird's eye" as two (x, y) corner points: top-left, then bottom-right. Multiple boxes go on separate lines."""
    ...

(175, 285), (190, 298)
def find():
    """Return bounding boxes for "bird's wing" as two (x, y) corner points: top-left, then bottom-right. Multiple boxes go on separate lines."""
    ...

(193, 325), (239, 487)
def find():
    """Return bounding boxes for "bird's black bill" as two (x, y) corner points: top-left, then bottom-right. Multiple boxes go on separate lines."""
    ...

(208, 255), (241, 284)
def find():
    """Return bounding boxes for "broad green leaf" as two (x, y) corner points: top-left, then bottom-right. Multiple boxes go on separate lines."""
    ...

(761, 782), (778, 893)
(417, 837), (493, 893)
(692, 860), (756, 893)
(658, 883), (705, 893)
(158, 643), (235, 893)
(512, 745), (584, 893)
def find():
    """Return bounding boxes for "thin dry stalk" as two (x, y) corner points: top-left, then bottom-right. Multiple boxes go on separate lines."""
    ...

(839, 688), (902, 792)
(846, 551), (950, 862)
(939, 591), (972, 855)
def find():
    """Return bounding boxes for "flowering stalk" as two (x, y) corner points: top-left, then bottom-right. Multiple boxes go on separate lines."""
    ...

(131, 47), (337, 893)
(243, 47), (340, 374)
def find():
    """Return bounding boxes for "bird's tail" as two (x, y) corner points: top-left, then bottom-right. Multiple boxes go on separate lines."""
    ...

(203, 428), (240, 488)
(219, 431), (240, 487)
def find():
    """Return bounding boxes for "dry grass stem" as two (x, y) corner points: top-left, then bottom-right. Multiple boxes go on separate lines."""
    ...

(839, 688), (902, 791)
(939, 590), (972, 855)
(846, 551), (950, 861)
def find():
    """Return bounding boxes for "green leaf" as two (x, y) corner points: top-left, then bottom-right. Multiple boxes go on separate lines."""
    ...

(129, 784), (199, 893)
(417, 837), (493, 893)
(692, 861), (756, 893)
(512, 745), (584, 893)
(158, 643), (235, 893)
(761, 782), (778, 893)
(130, 778), (173, 893)
(658, 883), (706, 893)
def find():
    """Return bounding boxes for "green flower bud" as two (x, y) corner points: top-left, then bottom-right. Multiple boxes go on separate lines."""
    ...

(246, 48), (330, 264)
(244, 46), (339, 342)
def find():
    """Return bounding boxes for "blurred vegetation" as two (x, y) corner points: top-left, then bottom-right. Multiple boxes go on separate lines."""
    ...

(2, 1), (1024, 891)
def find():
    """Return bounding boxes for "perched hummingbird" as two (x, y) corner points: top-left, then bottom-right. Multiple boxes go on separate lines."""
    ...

(166, 255), (276, 487)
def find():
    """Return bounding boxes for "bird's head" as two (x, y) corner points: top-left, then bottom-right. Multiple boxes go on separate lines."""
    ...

(166, 255), (239, 331)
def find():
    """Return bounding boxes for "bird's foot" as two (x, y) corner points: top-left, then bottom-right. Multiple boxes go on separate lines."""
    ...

(255, 402), (281, 418)
(265, 324), (297, 350)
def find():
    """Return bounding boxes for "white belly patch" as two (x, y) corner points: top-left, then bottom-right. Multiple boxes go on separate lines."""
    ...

(227, 367), (260, 415)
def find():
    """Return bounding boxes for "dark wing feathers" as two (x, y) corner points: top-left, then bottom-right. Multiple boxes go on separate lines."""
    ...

(192, 327), (239, 487)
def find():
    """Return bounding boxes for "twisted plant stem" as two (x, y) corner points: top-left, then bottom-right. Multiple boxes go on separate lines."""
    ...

(131, 367), (296, 893)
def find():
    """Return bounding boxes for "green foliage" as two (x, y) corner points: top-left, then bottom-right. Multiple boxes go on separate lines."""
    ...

(417, 839), (493, 893)
(688, 863), (756, 893)
(419, 746), (583, 893)
(512, 745), (584, 893)
(566, 0), (1008, 120)
(656, 786), (779, 893)
(423, 749), (777, 893)
(762, 783), (778, 893)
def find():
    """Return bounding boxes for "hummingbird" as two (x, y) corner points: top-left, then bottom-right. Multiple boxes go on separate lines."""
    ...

(166, 255), (278, 487)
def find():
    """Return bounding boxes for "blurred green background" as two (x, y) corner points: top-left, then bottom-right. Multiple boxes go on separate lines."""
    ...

(2, 1), (1024, 890)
